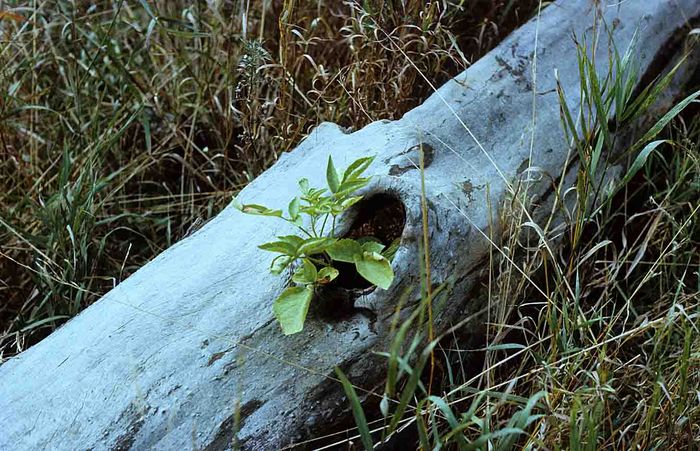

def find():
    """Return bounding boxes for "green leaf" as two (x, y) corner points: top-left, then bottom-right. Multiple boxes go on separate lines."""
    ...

(387, 339), (438, 434)
(138, 0), (156, 19)
(237, 203), (283, 217)
(427, 396), (462, 436)
(317, 203), (333, 214)
(317, 266), (339, 284)
(335, 367), (374, 451)
(298, 237), (337, 256)
(354, 252), (394, 289)
(384, 298), (421, 398)
(299, 205), (321, 217)
(19, 315), (70, 333)
(302, 260), (316, 280)
(231, 196), (244, 210)
(623, 140), (666, 185)
(340, 196), (363, 210)
(303, 187), (327, 200)
(270, 255), (293, 275)
(288, 197), (300, 221)
(416, 400), (430, 450)
(273, 286), (313, 335)
(330, 204), (348, 216)
(327, 238), (363, 263)
(361, 240), (385, 254)
(342, 156), (374, 182)
(293, 258), (318, 285)
(278, 235), (304, 250)
(635, 89), (700, 148)
(336, 179), (371, 197)
(258, 241), (297, 255)
(298, 178), (310, 194)
(326, 155), (340, 193)
(382, 238), (401, 262)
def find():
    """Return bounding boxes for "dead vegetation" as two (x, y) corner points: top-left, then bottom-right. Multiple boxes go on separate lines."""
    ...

(2, 1), (699, 449)
(0, 0), (537, 355)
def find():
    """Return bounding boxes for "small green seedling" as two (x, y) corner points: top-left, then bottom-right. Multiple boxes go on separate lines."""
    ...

(232, 155), (395, 335)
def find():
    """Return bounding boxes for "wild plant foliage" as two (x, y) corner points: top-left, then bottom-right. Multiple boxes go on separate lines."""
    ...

(234, 156), (395, 334)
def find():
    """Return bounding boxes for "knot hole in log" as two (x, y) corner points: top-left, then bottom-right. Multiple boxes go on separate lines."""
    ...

(315, 193), (406, 319)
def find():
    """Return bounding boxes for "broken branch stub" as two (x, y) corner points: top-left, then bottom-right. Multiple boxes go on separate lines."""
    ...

(1, 1), (699, 449)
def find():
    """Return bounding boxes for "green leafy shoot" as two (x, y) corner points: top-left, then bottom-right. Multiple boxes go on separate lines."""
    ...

(232, 155), (397, 334)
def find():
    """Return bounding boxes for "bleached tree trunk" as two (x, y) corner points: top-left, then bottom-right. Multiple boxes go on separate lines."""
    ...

(1, 1), (698, 449)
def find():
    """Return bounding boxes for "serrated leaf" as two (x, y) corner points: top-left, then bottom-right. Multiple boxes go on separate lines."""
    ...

(326, 155), (340, 193)
(327, 238), (363, 263)
(273, 286), (313, 335)
(354, 252), (394, 289)
(298, 237), (337, 256)
(258, 241), (297, 255)
(317, 266), (339, 284)
(293, 259), (318, 285)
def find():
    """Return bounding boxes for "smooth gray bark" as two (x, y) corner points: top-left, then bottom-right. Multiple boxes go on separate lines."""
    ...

(1, 1), (698, 449)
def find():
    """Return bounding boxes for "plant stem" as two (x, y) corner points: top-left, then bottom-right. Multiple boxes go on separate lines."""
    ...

(283, 218), (314, 238)
(319, 213), (329, 236)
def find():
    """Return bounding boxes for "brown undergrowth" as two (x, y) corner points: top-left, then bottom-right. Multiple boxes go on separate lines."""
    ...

(0, 1), (539, 357)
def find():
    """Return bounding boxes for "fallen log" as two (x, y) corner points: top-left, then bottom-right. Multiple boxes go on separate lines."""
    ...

(1, 1), (699, 449)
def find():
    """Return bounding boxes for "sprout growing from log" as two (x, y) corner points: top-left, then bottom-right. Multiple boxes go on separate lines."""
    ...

(233, 155), (395, 334)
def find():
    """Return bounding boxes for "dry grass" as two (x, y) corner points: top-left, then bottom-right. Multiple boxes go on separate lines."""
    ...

(0, 0), (537, 356)
(341, 22), (700, 450)
(2, 1), (699, 449)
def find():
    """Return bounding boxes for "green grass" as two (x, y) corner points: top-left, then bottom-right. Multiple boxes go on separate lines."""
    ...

(329, 17), (700, 451)
(0, 0), (537, 356)
(1, 1), (699, 450)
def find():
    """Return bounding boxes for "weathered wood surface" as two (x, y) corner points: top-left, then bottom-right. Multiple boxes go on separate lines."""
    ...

(1, 1), (698, 449)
